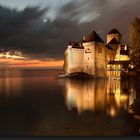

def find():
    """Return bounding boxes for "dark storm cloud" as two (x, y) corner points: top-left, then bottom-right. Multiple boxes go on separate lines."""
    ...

(0, 3), (94, 59)
(84, 0), (140, 42)
(40, 0), (140, 59)
(0, 0), (140, 59)
(0, 5), (48, 56)
(57, 0), (140, 42)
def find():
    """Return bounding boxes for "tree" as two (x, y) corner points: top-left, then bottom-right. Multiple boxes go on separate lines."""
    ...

(129, 17), (140, 69)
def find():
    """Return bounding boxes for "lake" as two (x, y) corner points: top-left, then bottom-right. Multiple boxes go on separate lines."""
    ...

(0, 69), (139, 136)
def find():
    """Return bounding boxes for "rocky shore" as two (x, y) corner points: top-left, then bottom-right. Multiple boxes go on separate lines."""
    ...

(58, 72), (108, 79)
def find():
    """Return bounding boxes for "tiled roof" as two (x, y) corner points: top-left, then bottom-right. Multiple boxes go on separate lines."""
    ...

(107, 28), (121, 35)
(120, 50), (129, 55)
(72, 42), (84, 49)
(120, 45), (129, 55)
(84, 31), (104, 43)
(108, 60), (130, 65)
(106, 45), (113, 50)
(108, 38), (120, 45)
(68, 41), (72, 45)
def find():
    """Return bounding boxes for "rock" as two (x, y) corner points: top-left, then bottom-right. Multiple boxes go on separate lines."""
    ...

(57, 72), (108, 79)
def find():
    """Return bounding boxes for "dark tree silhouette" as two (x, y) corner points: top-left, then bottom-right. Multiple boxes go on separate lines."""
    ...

(129, 17), (140, 69)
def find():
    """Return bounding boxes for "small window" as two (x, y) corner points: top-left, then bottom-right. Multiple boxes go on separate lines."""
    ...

(85, 48), (91, 53)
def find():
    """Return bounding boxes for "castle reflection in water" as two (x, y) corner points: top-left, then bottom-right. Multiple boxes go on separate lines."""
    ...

(63, 78), (136, 117)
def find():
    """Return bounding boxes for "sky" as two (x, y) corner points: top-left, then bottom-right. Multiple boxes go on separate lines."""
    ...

(0, 0), (140, 68)
(0, 0), (71, 20)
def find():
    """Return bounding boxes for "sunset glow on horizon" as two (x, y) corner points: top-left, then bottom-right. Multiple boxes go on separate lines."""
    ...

(0, 58), (64, 68)
(0, 50), (64, 68)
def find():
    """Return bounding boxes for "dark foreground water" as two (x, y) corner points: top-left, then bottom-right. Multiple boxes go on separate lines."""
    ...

(0, 69), (140, 136)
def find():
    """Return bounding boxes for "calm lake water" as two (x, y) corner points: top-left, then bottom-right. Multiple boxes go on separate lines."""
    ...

(0, 69), (140, 136)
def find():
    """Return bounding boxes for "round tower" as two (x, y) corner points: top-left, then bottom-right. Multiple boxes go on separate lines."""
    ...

(107, 28), (122, 44)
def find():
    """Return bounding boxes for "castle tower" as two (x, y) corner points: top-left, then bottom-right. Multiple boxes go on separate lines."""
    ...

(83, 31), (107, 76)
(107, 28), (122, 44)
(64, 42), (84, 74)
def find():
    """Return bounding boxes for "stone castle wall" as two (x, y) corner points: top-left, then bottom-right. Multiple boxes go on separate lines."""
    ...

(95, 43), (107, 77)
(83, 42), (96, 75)
(64, 42), (107, 77)
(64, 47), (84, 74)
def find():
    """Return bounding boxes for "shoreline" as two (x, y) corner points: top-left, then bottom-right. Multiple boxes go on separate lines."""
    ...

(58, 72), (108, 79)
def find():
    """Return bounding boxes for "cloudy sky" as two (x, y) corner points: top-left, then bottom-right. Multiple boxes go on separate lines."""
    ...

(0, 0), (140, 68)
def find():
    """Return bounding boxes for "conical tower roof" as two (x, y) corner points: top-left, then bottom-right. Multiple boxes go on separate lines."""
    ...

(107, 38), (120, 45)
(107, 28), (121, 35)
(85, 31), (104, 43)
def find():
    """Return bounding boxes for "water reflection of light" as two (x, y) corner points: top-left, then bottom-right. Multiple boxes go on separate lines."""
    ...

(64, 79), (106, 114)
(63, 79), (136, 117)
(129, 88), (136, 106)
(0, 70), (23, 97)
(109, 107), (116, 117)
(65, 80), (95, 113)
(5, 78), (11, 97)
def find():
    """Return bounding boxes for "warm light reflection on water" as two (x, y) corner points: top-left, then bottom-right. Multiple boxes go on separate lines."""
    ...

(0, 69), (139, 136)
(63, 79), (136, 117)
(0, 70), (23, 97)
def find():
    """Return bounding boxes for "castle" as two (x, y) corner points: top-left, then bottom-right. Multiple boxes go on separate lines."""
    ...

(63, 28), (130, 77)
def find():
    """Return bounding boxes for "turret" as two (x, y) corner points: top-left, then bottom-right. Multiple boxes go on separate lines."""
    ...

(107, 28), (122, 44)
(68, 41), (72, 49)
